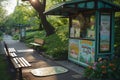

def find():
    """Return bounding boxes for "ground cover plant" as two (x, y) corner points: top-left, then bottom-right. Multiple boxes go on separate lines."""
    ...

(0, 54), (13, 80)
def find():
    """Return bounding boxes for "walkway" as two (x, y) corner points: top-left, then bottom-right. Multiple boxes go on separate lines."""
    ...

(2, 34), (86, 80)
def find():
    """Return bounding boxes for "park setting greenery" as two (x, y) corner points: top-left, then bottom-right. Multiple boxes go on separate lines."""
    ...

(84, 57), (120, 80)
(0, 55), (13, 80)
(0, 0), (120, 80)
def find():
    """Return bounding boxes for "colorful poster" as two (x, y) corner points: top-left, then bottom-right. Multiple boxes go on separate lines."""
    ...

(79, 40), (95, 64)
(69, 39), (79, 60)
(100, 15), (110, 52)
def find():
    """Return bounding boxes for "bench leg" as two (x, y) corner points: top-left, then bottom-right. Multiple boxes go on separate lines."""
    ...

(18, 68), (22, 80)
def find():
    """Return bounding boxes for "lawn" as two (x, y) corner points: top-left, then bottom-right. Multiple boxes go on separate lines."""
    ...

(0, 54), (13, 80)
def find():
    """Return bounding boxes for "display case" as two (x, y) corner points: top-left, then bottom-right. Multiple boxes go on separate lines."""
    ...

(68, 12), (96, 66)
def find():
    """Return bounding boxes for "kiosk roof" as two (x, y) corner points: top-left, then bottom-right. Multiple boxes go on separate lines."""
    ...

(44, 0), (120, 16)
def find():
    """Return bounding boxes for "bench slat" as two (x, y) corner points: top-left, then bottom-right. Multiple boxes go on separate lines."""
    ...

(8, 48), (16, 53)
(9, 52), (17, 57)
(30, 38), (44, 48)
(10, 53), (14, 57)
(12, 57), (31, 68)
(12, 58), (21, 68)
(14, 58), (22, 68)
(30, 43), (41, 46)
(13, 53), (17, 57)
(19, 58), (28, 67)
(21, 57), (31, 67)
(34, 39), (44, 45)
(11, 59), (19, 68)
(16, 57), (25, 67)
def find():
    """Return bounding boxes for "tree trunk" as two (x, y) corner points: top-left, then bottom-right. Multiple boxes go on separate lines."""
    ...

(39, 22), (43, 30)
(38, 14), (43, 30)
(29, 0), (55, 36)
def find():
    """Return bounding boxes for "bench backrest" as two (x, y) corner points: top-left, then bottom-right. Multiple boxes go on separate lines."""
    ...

(34, 38), (44, 45)
(3, 41), (9, 56)
(4, 48), (9, 56)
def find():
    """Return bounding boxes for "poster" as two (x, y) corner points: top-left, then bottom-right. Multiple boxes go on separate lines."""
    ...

(70, 19), (80, 38)
(79, 40), (95, 64)
(100, 15), (110, 52)
(69, 39), (79, 60)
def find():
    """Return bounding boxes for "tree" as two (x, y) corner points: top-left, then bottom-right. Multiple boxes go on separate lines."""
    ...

(22, 0), (55, 36)
(22, 0), (69, 36)
(3, 4), (36, 33)
(0, 2), (7, 31)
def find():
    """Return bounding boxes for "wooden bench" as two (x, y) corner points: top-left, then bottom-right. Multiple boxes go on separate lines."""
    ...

(29, 38), (44, 50)
(3, 41), (31, 80)
(10, 57), (31, 80)
(3, 41), (17, 58)
(4, 47), (17, 58)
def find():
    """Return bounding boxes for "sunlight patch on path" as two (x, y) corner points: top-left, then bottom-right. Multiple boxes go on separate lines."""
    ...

(17, 49), (34, 53)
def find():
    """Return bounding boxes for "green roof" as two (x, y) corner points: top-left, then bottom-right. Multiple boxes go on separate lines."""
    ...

(44, 0), (120, 16)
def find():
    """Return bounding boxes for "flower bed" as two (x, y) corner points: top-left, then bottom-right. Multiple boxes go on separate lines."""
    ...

(84, 57), (120, 80)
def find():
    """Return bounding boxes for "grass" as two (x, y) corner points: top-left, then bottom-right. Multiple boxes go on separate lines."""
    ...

(0, 54), (13, 80)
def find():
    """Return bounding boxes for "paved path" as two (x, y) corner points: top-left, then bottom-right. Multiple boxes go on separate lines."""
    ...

(2, 34), (87, 80)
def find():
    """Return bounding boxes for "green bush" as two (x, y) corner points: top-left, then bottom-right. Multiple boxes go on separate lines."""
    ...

(115, 18), (120, 57)
(0, 31), (3, 36)
(25, 23), (69, 60)
(0, 55), (12, 80)
(44, 25), (68, 60)
(0, 31), (3, 41)
(0, 37), (2, 41)
(84, 58), (120, 80)
(12, 34), (19, 40)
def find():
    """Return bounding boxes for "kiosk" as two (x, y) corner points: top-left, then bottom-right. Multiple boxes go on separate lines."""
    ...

(44, 0), (120, 66)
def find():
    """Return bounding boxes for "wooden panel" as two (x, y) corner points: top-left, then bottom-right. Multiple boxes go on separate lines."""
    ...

(11, 57), (31, 69)
(16, 58), (25, 67)
(19, 57), (28, 67)
(11, 58), (21, 68)
(21, 57), (31, 67)
(34, 39), (44, 45)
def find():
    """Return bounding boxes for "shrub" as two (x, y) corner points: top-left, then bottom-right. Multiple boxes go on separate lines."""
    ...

(44, 33), (68, 60)
(0, 31), (3, 36)
(0, 55), (13, 80)
(84, 58), (120, 80)
(25, 25), (69, 60)
(43, 25), (69, 60)
(0, 37), (2, 41)
(12, 34), (19, 40)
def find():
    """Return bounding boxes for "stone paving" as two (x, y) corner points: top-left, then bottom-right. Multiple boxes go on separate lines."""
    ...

(2, 34), (87, 80)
